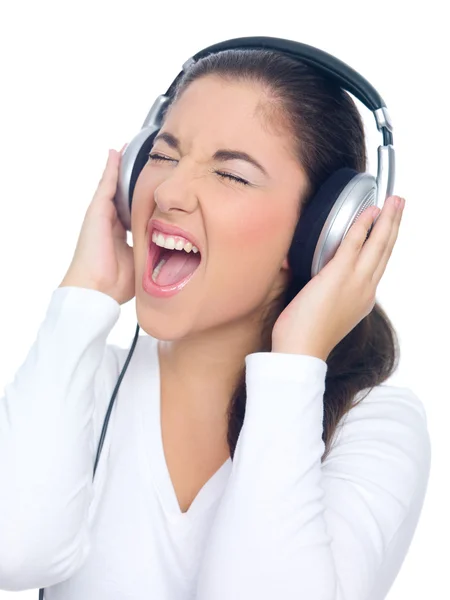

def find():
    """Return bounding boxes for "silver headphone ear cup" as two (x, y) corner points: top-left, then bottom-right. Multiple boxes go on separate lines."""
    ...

(114, 124), (160, 231)
(311, 173), (377, 276)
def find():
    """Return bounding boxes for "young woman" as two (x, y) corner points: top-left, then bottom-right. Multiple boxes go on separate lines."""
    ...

(0, 45), (430, 599)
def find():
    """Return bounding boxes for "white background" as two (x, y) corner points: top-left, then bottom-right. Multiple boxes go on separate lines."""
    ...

(0, 0), (448, 598)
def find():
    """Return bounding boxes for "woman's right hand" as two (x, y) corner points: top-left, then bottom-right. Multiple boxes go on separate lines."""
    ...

(59, 148), (135, 305)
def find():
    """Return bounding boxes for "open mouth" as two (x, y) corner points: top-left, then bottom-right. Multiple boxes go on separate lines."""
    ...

(147, 236), (202, 289)
(150, 241), (166, 270)
(149, 239), (202, 268)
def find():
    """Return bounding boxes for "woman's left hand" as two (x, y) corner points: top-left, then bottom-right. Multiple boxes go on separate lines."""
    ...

(271, 195), (405, 361)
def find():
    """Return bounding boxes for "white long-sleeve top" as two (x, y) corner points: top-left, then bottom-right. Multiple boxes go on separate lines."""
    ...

(0, 286), (431, 600)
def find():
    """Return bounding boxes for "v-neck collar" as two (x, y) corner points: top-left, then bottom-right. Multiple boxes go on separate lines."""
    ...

(138, 335), (232, 525)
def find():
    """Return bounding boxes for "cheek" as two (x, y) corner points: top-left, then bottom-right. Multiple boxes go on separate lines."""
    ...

(206, 202), (292, 302)
(227, 203), (293, 261)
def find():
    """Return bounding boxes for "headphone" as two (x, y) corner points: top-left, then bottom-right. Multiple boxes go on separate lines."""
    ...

(39, 36), (394, 600)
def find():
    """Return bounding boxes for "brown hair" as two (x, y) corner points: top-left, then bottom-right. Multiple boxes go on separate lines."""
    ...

(169, 48), (399, 461)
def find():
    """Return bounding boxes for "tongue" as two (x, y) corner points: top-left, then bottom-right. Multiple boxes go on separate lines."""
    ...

(154, 250), (201, 286)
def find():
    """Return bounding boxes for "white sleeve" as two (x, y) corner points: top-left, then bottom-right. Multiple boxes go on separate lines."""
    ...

(0, 286), (121, 591)
(195, 352), (431, 600)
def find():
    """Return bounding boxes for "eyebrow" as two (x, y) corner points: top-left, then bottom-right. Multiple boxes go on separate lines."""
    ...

(153, 131), (269, 177)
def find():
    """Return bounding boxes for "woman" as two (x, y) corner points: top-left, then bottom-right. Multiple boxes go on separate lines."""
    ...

(0, 47), (430, 599)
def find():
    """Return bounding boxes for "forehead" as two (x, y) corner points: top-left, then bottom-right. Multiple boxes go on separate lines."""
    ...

(162, 76), (297, 162)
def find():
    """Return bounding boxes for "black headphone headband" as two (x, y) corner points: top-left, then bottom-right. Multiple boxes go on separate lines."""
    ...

(164, 36), (393, 146)
(192, 37), (384, 109)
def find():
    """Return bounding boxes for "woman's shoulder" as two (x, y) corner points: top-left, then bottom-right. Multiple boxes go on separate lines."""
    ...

(344, 382), (429, 434)
(333, 381), (430, 453)
(325, 381), (431, 500)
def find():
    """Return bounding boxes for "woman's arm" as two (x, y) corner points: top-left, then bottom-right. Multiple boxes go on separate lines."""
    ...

(0, 286), (120, 591)
(195, 352), (431, 600)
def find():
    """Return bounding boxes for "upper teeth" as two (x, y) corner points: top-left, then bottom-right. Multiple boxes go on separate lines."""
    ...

(152, 231), (199, 254)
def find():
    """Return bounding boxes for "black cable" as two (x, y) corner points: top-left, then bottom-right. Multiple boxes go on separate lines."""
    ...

(93, 322), (141, 477)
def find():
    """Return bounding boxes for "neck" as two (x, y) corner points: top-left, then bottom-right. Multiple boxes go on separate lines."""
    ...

(157, 323), (267, 422)
(155, 287), (283, 423)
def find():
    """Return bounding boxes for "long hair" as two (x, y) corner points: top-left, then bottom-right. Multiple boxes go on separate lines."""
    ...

(168, 48), (399, 461)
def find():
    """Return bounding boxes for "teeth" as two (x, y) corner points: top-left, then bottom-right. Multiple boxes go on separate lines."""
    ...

(152, 231), (199, 254)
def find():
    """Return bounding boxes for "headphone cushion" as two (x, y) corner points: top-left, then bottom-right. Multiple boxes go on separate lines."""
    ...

(129, 131), (161, 205)
(287, 167), (359, 288)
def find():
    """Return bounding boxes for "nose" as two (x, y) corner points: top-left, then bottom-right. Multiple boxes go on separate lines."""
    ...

(154, 164), (199, 215)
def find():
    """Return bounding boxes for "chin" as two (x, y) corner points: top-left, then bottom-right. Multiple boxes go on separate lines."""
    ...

(134, 297), (195, 342)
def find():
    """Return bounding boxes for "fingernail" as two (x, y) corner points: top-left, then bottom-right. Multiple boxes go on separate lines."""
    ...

(394, 197), (402, 209)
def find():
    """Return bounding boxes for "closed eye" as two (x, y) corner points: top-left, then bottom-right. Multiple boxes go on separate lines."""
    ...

(147, 152), (177, 164)
(216, 172), (250, 186)
(147, 152), (250, 186)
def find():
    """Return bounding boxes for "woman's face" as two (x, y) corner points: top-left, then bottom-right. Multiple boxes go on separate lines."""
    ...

(131, 75), (308, 341)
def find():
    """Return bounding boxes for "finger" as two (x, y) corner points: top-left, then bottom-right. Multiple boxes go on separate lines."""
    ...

(93, 150), (120, 203)
(372, 199), (404, 282)
(356, 195), (401, 277)
(336, 204), (381, 263)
